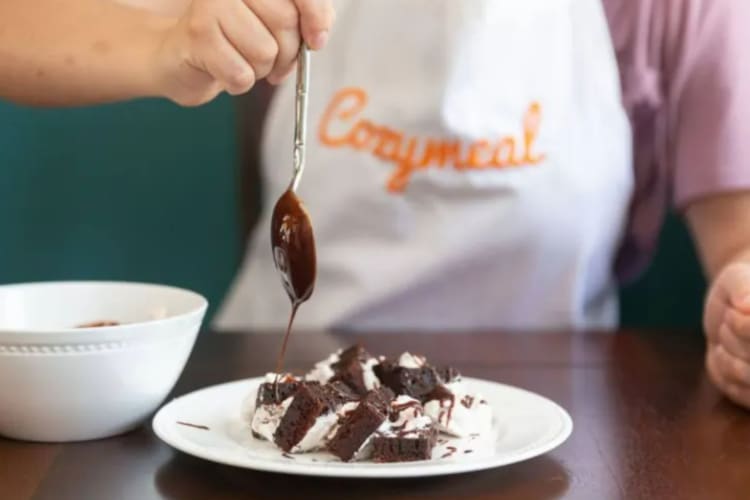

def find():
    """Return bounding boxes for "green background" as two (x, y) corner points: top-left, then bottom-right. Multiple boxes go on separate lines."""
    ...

(0, 98), (706, 328)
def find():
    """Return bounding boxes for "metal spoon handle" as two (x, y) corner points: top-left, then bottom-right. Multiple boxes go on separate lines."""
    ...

(290, 44), (310, 192)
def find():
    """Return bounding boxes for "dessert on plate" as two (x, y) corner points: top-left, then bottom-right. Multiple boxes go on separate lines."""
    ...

(244, 345), (494, 463)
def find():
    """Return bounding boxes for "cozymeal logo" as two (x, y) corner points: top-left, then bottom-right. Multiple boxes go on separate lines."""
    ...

(318, 87), (546, 193)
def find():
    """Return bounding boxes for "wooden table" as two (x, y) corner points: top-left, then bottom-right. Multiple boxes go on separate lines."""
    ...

(2, 329), (750, 500)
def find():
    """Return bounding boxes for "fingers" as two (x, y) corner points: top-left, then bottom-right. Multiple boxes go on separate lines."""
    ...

(719, 322), (750, 363)
(293, 0), (335, 50)
(245, 0), (301, 84)
(704, 262), (750, 409)
(186, 12), (255, 95)
(176, 0), (334, 99)
(707, 345), (750, 408)
(716, 344), (750, 385)
(714, 307), (750, 370)
(219, 1), (279, 83)
(704, 285), (725, 343)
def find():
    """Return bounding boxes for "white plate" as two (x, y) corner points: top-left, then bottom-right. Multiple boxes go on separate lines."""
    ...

(153, 377), (572, 478)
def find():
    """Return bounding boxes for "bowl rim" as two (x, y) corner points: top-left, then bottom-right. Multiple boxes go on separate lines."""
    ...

(0, 280), (208, 339)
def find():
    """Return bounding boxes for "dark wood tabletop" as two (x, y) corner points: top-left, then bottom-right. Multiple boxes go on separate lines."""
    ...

(2, 329), (750, 500)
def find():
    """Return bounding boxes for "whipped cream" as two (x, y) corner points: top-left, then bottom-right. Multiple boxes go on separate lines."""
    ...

(248, 373), (299, 441)
(362, 357), (381, 390)
(397, 352), (427, 369)
(251, 397), (293, 442)
(377, 395), (432, 438)
(291, 402), (353, 453)
(423, 382), (492, 437)
(306, 352), (340, 383)
(306, 350), (381, 391)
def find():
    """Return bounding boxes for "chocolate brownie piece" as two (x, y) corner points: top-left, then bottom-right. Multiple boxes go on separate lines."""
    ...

(273, 381), (357, 453)
(250, 374), (303, 441)
(255, 375), (302, 406)
(374, 361), (460, 400)
(328, 387), (395, 461)
(322, 344), (380, 395)
(371, 426), (438, 462)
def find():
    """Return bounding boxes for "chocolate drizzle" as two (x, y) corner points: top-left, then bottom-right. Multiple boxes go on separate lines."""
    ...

(389, 400), (422, 422)
(273, 305), (300, 399)
(425, 385), (456, 425)
(460, 395), (475, 408)
(440, 446), (458, 459)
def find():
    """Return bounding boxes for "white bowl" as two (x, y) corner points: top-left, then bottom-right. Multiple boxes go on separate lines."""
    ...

(0, 281), (207, 442)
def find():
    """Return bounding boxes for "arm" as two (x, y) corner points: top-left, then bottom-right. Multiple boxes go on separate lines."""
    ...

(687, 194), (750, 279)
(0, 0), (334, 107)
(658, 0), (750, 406)
(0, 0), (169, 106)
(687, 194), (750, 407)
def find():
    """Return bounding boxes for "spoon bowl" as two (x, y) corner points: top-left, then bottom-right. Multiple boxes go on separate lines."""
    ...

(271, 189), (316, 305)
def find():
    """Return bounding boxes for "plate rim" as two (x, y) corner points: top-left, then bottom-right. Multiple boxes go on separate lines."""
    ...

(153, 376), (573, 478)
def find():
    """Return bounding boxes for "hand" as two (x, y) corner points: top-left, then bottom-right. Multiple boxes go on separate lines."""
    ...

(704, 261), (750, 408)
(154, 0), (335, 106)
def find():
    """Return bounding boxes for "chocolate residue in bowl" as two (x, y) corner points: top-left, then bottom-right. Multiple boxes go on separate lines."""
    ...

(176, 421), (210, 431)
(76, 321), (120, 328)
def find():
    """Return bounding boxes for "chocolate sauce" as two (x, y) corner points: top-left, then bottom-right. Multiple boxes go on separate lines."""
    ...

(77, 320), (120, 328)
(389, 400), (422, 422)
(460, 395), (475, 408)
(440, 447), (458, 459)
(176, 421), (209, 430)
(271, 189), (317, 376)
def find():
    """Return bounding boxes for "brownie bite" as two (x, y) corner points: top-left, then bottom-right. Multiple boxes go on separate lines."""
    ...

(374, 353), (460, 400)
(273, 381), (358, 453)
(371, 428), (438, 462)
(328, 386), (395, 461)
(370, 395), (437, 462)
(250, 373), (301, 441)
(307, 345), (381, 396)
(255, 374), (302, 406)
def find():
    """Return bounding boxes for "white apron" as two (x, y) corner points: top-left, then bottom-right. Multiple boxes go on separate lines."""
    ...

(216, 0), (633, 332)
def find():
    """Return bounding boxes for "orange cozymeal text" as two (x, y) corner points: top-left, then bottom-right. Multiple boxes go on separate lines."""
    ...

(318, 87), (546, 192)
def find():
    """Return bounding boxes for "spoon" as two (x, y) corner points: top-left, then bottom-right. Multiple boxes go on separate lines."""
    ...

(271, 44), (316, 374)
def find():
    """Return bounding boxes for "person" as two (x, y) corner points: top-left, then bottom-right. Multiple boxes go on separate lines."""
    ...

(213, 0), (750, 411)
(2, 0), (750, 410)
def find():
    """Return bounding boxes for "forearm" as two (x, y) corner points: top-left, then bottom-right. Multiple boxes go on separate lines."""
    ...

(0, 0), (174, 106)
(686, 192), (750, 280)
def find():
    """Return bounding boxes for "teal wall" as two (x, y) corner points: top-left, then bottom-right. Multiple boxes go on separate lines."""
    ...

(0, 98), (707, 328)
(0, 97), (242, 320)
(620, 214), (706, 330)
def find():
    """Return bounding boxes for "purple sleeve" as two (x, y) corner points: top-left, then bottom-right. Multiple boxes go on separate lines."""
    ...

(667, 0), (750, 207)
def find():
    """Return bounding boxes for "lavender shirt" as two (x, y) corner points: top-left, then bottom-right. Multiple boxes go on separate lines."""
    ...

(604, 0), (750, 280)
